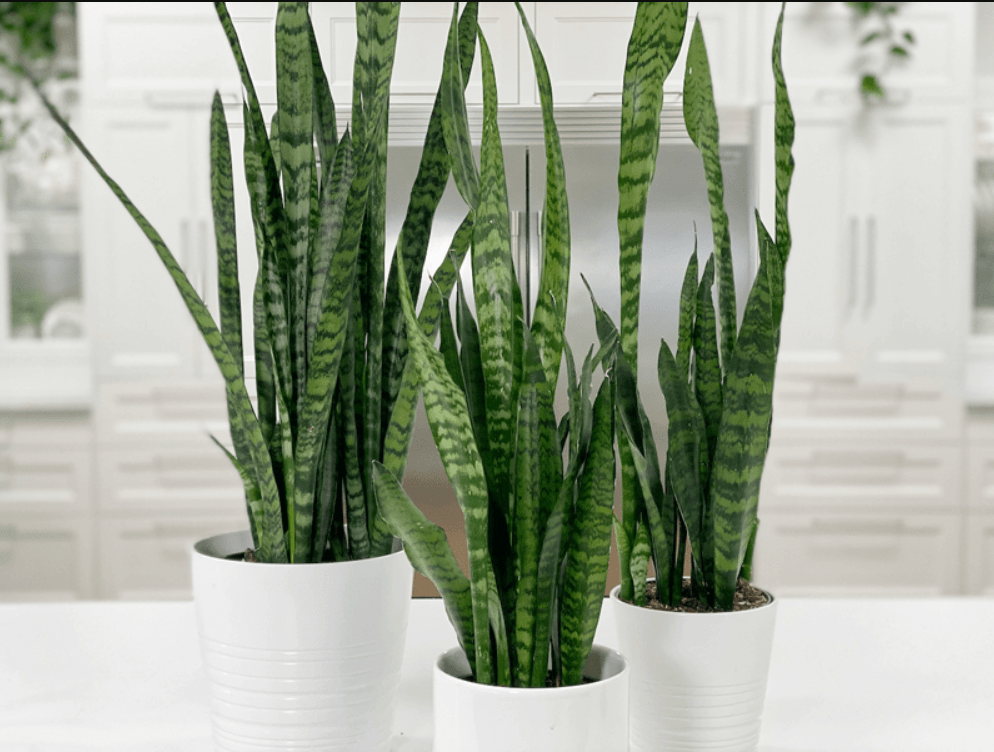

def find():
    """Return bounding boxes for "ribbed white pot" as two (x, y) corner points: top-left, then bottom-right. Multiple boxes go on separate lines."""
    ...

(192, 531), (414, 752)
(432, 644), (629, 752)
(610, 584), (777, 752)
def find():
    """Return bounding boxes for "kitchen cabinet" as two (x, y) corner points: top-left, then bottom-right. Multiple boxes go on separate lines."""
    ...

(763, 102), (971, 385)
(534, 2), (755, 107)
(757, 2), (975, 106)
(753, 511), (961, 597)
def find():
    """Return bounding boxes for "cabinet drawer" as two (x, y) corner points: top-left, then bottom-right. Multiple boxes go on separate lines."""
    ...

(0, 448), (92, 511)
(0, 519), (93, 601)
(98, 516), (246, 600)
(772, 376), (962, 440)
(752, 512), (961, 597)
(96, 380), (230, 446)
(97, 447), (244, 512)
(762, 443), (960, 511)
(0, 413), (92, 446)
(967, 441), (994, 510)
(965, 513), (994, 595)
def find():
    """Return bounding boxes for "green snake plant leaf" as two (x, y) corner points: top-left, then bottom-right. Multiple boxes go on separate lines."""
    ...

(710, 217), (783, 609)
(694, 253), (723, 468)
(275, 2), (314, 429)
(307, 19), (337, 180)
(306, 132), (355, 359)
(310, 404), (339, 562)
(487, 565), (512, 687)
(773, 2), (795, 267)
(560, 377), (616, 686)
(657, 339), (705, 578)
(440, 3), (479, 209)
(210, 93), (242, 377)
(684, 16), (735, 374)
(438, 298), (466, 394)
(395, 247), (493, 684)
(454, 272), (493, 486)
(472, 30), (517, 513)
(340, 308), (370, 560)
(630, 520), (651, 606)
(612, 514), (632, 599)
(582, 276), (642, 602)
(613, 4), (687, 599)
(515, 3), (571, 387)
(373, 461), (476, 674)
(381, 2), (478, 432)
(512, 329), (547, 687)
(30, 79), (289, 565)
(617, 2), (687, 373)
(675, 245), (698, 380)
(380, 216), (474, 482)
(530, 493), (565, 688)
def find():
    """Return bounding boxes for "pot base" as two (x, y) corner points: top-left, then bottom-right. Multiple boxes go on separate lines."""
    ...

(432, 645), (629, 752)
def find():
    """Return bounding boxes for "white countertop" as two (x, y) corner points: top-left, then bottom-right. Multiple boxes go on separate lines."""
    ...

(1, 598), (992, 751)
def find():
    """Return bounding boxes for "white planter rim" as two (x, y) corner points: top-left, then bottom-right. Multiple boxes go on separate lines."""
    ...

(609, 581), (776, 619)
(193, 528), (404, 565)
(434, 643), (628, 694)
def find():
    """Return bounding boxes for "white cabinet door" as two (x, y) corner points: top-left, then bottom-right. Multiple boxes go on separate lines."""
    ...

(770, 104), (864, 377)
(78, 2), (256, 106)
(533, 3), (755, 107)
(765, 101), (969, 384)
(83, 107), (216, 380)
(759, 2), (975, 106)
(311, 2), (523, 107)
(861, 104), (971, 382)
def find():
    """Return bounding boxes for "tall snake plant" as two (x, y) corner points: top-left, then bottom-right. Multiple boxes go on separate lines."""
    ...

(373, 4), (616, 688)
(600, 2), (796, 612)
(30, 2), (483, 563)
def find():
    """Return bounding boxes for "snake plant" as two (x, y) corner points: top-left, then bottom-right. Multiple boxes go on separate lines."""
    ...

(373, 4), (616, 688)
(599, 2), (795, 612)
(29, 1), (481, 563)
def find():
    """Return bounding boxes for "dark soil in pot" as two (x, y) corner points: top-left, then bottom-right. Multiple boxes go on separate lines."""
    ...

(632, 578), (771, 613)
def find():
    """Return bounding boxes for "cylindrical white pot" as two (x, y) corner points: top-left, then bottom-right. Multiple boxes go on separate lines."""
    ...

(611, 584), (777, 752)
(432, 644), (629, 752)
(192, 531), (414, 752)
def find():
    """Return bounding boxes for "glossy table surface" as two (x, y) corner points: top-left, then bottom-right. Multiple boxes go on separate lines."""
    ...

(1, 597), (992, 751)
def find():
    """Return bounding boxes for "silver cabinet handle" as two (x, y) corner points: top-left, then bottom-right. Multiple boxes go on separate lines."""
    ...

(848, 217), (859, 314)
(865, 216), (876, 311)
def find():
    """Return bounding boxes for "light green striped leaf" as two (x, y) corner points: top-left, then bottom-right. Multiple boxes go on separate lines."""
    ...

(472, 30), (517, 514)
(773, 2), (795, 267)
(684, 17), (735, 374)
(440, 3), (479, 209)
(657, 339), (705, 577)
(373, 461), (476, 674)
(396, 247), (493, 684)
(710, 218), (783, 609)
(515, 3), (571, 387)
(617, 2), (687, 373)
(31, 81), (288, 564)
(381, 3), (478, 430)
(560, 378), (615, 686)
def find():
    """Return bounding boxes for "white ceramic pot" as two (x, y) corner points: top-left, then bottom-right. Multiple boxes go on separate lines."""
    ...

(192, 530), (414, 752)
(611, 583), (778, 752)
(432, 644), (629, 752)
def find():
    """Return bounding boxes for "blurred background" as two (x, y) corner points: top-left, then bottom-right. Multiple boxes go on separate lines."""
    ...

(0, 2), (991, 600)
